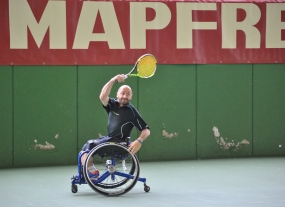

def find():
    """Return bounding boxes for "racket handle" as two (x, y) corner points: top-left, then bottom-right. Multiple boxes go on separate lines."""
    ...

(115, 75), (128, 83)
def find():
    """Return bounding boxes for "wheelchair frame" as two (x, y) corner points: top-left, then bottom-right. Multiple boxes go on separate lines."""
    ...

(71, 142), (150, 196)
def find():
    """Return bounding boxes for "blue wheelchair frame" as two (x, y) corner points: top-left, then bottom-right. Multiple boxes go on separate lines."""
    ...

(71, 142), (149, 196)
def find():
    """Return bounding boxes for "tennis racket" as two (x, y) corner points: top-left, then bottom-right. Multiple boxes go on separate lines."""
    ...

(116, 54), (157, 82)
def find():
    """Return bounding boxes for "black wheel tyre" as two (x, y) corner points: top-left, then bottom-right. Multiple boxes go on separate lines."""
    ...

(144, 185), (150, 192)
(84, 143), (140, 196)
(71, 185), (78, 193)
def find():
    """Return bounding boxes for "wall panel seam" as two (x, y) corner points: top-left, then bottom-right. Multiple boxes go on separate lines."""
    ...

(12, 66), (15, 167)
(76, 66), (79, 155)
(252, 64), (254, 157)
(195, 64), (198, 159)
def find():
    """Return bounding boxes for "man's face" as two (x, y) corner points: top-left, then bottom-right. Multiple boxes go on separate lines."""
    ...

(117, 86), (132, 106)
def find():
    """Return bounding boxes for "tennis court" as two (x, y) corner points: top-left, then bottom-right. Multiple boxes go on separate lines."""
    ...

(1, 157), (284, 207)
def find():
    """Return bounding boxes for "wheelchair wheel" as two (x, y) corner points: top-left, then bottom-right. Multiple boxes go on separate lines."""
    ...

(83, 142), (140, 196)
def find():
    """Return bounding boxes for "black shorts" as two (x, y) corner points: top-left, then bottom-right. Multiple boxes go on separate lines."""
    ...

(81, 136), (130, 151)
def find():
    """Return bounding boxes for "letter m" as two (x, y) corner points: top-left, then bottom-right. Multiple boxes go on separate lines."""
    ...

(9, 0), (66, 49)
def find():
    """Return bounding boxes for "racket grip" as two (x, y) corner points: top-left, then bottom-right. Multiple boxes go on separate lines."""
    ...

(115, 75), (128, 83)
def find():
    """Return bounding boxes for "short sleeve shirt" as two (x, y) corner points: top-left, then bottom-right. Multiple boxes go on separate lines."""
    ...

(103, 98), (149, 139)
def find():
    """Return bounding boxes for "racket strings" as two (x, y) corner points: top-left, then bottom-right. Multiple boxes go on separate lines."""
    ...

(137, 56), (157, 78)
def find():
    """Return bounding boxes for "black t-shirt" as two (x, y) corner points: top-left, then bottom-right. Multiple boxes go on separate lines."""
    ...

(103, 98), (149, 139)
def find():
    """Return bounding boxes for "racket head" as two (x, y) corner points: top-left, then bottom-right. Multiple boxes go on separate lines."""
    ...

(130, 54), (157, 78)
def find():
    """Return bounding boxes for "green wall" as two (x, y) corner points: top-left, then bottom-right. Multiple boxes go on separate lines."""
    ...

(197, 65), (253, 158)
(13, 66), (77, 167)
(253, 64), (285, 156)
(0, 64), (284, 168)
(0, 67), (13, 167)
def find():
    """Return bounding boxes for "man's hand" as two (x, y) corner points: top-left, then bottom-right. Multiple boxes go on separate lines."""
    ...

(114, 74), (126, 83)
(128, 129), (150, 154)
(128, 140), (141, 155)
(100, 74), (126, 106)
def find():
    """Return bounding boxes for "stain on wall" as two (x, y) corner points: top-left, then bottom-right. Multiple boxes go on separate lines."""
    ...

(33, 140), (55, 150)
(32, 133), (59, 150)
(212, 126), (249, 151)
(162, 123), (178, 138)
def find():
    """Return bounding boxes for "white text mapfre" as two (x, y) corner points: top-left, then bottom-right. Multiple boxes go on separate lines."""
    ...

(9, 0), (285, 49)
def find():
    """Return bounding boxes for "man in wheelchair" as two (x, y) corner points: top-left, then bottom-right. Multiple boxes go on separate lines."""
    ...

(80, 74), (150, 180)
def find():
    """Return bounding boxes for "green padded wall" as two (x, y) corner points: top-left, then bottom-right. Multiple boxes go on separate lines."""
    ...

(138, 65), (196, 161)
(13, 66), (77, 167)
(197, 64), (253, 158)
(1, 63), (285, 168)
(77, 66), (139, 156)
(253, 64), (285, 156)
(0, 66), (13, 167)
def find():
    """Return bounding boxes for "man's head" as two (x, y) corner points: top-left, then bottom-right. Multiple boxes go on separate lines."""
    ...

(117, 85), (133, 106)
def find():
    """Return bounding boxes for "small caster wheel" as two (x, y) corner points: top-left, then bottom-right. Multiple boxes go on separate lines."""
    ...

(71, 184), (78, 193)
(144, 184), (150, 192)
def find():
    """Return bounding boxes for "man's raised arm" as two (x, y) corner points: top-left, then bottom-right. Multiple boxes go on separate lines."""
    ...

(99, 74), (125, 106)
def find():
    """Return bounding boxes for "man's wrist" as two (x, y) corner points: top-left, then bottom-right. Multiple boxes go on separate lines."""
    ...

(111, 78), (117, 83)
(137, 138), (143, 144)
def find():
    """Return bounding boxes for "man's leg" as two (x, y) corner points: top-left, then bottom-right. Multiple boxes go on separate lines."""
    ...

(80, 140), (99, 179)
(80, 141), (96, 167)
(80, 136), (111, 179)
(80, 153), (93, 167)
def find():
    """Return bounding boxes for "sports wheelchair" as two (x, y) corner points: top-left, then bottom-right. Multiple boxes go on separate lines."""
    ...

(71, 141), (150, 196)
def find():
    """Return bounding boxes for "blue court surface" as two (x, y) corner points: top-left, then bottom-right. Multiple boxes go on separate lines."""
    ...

(0, 157), (284, 207)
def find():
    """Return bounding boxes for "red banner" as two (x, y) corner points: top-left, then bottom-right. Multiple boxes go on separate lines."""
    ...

(0, 0), (284, 65)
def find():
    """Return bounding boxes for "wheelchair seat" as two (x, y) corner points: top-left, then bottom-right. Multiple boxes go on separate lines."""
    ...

(71, 142), (150, 196)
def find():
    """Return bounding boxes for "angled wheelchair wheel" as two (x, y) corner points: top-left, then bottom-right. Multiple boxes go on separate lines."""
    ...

(83, 142), (140, 196)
